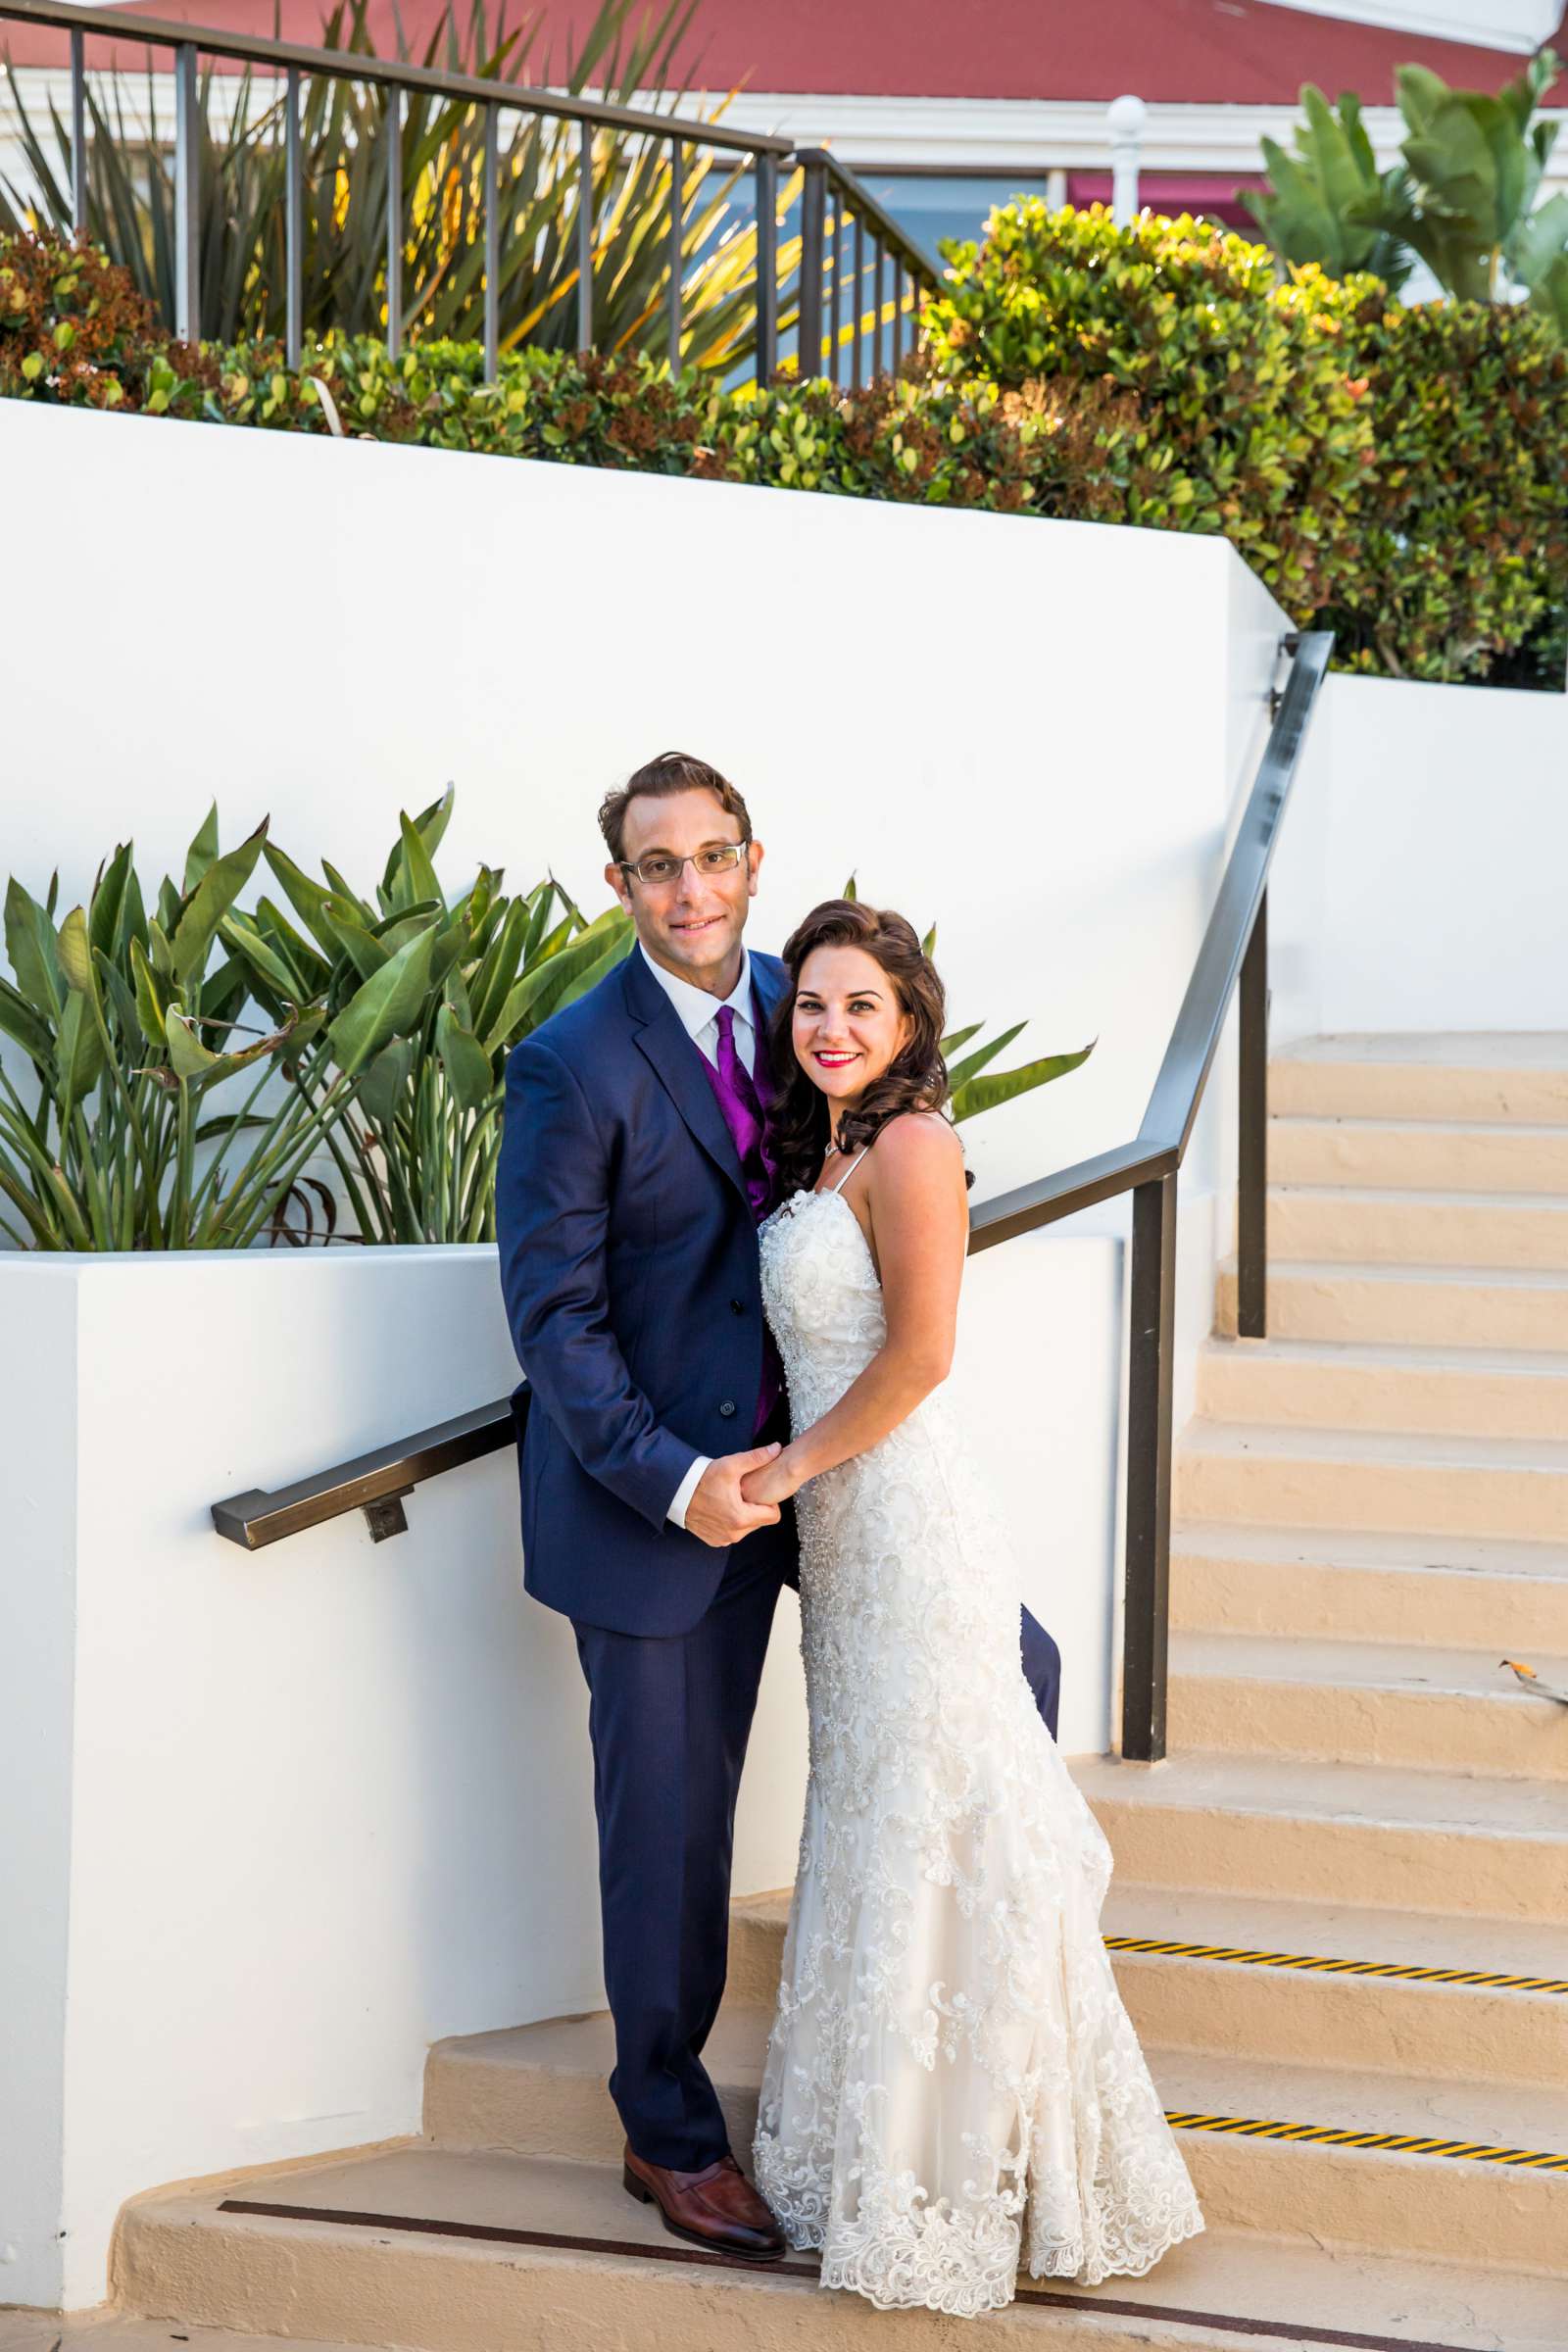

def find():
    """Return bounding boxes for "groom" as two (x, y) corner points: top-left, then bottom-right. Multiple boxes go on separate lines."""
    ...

(495, 751), (1061, 2260)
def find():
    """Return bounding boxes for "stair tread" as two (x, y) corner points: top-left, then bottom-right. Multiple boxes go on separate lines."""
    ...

(1274, 1034), (1568, 1069)
(1171, 1520), (1568, 1577)
(122, 2146), (1568, 2351)
(1179, 1418), (1568, 1468)
(1102, 1884), (1568, 1981)
(0, 2322), (376, 2352)
(735, 1881), (1568, 1983)
(1070, 1749), (1568, 1838)
(1220, 1253), (1568, 1289)
(1271, 1112), (1568, 1138)
(1200, 1334), (1568, 1376)
(1169, 1631), (1568, 1701)
(431, 2009), (1566, 2156)
(1269, 1183), (1568, 1211)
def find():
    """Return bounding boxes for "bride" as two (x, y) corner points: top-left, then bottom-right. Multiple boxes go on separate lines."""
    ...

(739, 898), (1203, 2319)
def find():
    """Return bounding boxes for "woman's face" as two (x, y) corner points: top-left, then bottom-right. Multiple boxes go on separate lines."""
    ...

(792, 942), (912, 1112)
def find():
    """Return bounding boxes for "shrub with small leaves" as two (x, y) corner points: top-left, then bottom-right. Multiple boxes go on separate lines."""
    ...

(6, 221), (1568, 686)
(923, 201), (1382, 618)
(1318, 296), (1568, 682)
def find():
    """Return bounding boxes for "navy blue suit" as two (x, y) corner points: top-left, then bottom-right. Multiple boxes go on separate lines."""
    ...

(496, 939), (1059, 2170)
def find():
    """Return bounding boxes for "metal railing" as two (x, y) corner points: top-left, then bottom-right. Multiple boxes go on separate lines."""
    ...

(211, 629), (1334, 1767)
(0, 0), (939, 378)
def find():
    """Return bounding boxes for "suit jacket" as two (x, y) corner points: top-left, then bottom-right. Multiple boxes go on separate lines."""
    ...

(495, 941), (794, 1637)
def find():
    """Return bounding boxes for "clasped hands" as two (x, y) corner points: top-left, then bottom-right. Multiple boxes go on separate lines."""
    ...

(684, 1441), (803, 1547)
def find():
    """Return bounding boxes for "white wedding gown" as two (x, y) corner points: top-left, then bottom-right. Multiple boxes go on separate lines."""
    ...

(751, 1162), (1204, 2318)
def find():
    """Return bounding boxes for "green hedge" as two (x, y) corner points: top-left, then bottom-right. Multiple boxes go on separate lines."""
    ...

(926, 201), (1568, 688)
(923, 200), (1382, 622)
(7, 217), (1568, 687)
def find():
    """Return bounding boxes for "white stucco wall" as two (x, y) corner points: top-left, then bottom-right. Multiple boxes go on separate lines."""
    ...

(4, 1233), (1119, 2311)
(0, 395), (1291, 2308)
(1269, 670), (1568, 1042)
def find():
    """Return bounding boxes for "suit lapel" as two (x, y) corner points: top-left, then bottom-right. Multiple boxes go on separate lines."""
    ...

(623, 948), (747, 1201)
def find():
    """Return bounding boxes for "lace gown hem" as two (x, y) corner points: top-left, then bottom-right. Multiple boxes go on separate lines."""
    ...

(750, 1184), (1203, 2318)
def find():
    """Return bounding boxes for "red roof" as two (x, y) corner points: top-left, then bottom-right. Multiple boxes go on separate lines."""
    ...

(4, 0), (1563, 102)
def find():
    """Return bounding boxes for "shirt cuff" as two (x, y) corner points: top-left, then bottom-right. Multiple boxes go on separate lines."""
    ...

(666, 1454), (711, 1530)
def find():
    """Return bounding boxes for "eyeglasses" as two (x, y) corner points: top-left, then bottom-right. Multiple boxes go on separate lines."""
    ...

(617, 841), (751, 887)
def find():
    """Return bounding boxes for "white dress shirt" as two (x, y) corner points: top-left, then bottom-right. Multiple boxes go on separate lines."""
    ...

(637, 944), (760, 1530)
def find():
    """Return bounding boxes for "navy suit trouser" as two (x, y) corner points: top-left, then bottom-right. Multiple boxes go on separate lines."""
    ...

(573, 1530), (1064, 2171)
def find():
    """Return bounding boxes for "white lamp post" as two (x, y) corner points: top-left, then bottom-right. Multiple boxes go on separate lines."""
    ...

(1107, 92), (1147, 226)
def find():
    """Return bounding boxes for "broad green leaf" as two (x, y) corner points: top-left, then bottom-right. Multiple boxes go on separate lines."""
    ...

(164, 1004), (221, 1082)
(0, 974), (54, 1063)
(328, 923), (440, 1075)
(322, 895), (391, 981)
(263, 844), (347, 961)
(92, 945), (141, 1047)
(358, 1037), (416, 1126)
(5, 877), (65, 1015)
(468, 895), (530, 1042)
(220, 907), (309, 1002)
(253, 896), (332, 992)
(182, 802), (220, 897)
(88, 841), (137, 965)
(392, 807), (443, 913)
(483, 908), (631, 1049)
(58, 986), (107, 1104)
(129, 935), (178, 1045)
(947, 1020), (1027, 1093)
(56, 906), (99, 999)
(437, 1001), (495, 1112)
(949, 1042), (1095, 1124)
(170, 820), (268, 984)
(938, 1022), (983, 1055)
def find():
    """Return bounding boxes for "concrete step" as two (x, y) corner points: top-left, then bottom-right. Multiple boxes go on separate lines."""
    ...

(417, 2010), (1566, 2274)
(1070, 1750), (1568, 1924)
(1216, 1256), (1568, 1350)
(110, 2143), (1568, 2352)
(725, 1884), (1568, 2089)
(1166, 1630), (1568, 1780)
(1173, 1418), (1568, 1543)
(1196, 1334), (1568, 1441)
(1269, 1035), (1568, 1127)
(1269, 1113), (1568, 1196)
(1170, 1521), (1568, 1652)
(1264, 1185), (1568, 1271)
(0, 2319), (401, 2352)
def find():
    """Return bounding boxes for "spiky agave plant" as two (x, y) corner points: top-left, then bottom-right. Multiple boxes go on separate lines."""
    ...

(0, 0), (802, 368)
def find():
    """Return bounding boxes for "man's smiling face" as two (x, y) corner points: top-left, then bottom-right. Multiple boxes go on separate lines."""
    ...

(608, 785), (763, 995)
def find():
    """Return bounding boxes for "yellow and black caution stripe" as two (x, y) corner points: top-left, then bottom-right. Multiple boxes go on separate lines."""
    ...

(1106, 1934), (1568, 1996)
(1164, 2111), (1568, 2167)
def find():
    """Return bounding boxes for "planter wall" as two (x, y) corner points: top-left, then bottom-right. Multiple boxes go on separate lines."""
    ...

(2, 1232), (1120, 2310)
(1271, 670), (1568, 1042)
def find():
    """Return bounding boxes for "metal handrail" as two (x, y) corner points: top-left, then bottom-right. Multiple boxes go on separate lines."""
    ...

(212, 629), (1334, 1766)
(0, 0), (941, 380)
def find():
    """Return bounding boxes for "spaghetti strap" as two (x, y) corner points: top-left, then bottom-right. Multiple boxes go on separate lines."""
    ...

(829, 1146), (871, 1194)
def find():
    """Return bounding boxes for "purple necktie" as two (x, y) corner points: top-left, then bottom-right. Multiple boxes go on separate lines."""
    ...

(699, 999), (784, 1438)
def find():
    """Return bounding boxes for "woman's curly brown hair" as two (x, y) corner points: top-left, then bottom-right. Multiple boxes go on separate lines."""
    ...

(764, 899), (970, 1197)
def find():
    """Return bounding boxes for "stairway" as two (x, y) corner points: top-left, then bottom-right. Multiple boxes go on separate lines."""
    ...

(107, 1037), (1568, 2351)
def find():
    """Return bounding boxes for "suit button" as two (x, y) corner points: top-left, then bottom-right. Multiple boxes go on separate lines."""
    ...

(718, 1399), (737, 1418)
(729, 1298), (745, 1314)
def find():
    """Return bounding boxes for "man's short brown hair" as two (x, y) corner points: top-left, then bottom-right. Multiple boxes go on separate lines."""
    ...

(598, 751), (753, 865)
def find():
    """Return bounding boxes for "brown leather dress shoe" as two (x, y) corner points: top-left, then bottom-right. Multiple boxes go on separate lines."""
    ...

(622, 2143), (786, 2261)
